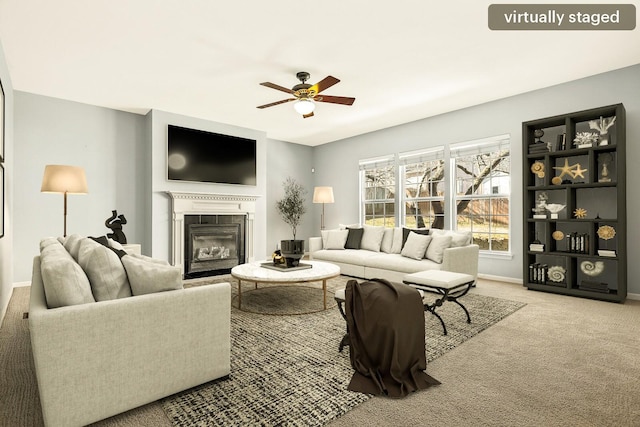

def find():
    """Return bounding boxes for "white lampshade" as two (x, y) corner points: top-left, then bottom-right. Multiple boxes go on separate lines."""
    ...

(313, 186), (334, 204)
(293, 99), (315, 115)
(41, 165), (88, 194)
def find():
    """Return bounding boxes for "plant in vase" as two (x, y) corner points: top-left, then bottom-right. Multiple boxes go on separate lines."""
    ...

(589, 115), (616, 146)
(276, 177), (308, 267)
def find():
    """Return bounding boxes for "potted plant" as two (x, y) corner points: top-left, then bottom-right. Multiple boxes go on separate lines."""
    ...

(276, 177), (307, 267)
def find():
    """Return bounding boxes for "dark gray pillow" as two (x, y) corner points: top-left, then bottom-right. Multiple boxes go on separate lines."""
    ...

(345, 227), (364, 249)
(402, 227), (430, 248)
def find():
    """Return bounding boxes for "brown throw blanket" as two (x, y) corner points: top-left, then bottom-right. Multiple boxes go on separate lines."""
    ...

(345, 278), (440, 397)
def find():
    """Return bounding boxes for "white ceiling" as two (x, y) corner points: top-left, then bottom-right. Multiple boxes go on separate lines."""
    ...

(1, 1), (639, 146)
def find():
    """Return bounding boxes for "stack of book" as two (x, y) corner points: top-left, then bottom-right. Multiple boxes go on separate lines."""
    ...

(579, 281), (610, 293)
(529, 243), (545, 252)
(528, 143), (550, 154)
(598, 249), (616, 257)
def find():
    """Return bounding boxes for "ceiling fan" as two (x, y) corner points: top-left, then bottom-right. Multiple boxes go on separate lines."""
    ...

(257, 71), (355, 118)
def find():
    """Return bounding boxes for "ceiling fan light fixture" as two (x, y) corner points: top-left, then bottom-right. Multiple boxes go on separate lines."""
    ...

(293, 98), (315, 115)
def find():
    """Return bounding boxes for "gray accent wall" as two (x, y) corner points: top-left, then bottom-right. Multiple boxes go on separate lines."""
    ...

(312, 64), (640, 291)
(0, 41), (14, 323)
(266, 139), (314, 253)
(13, 92), (146, 283)
(5, 62), (640, 298)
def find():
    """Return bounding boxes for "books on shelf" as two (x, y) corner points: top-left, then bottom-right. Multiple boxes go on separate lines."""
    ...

(529, 243), (545, 252)
(598, 249), (617, 257)
(557, 133), (567, 150)
(529, 263), (548, 283)
(528, 143), (550, 154)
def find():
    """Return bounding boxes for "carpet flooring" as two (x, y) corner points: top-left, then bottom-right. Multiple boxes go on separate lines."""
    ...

(4, 278), (640, 426)
(162, 276), (525, 426)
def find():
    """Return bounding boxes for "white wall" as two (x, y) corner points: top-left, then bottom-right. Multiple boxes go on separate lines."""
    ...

(13, 92), (146, 282)
(312, 64), (640, 292)
(0, 40), (14, 324)
(147, 110), (268, 262)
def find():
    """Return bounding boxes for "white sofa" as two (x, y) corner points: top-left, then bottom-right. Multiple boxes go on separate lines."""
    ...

(309, 226), (479, 283)
(29, 236), (231, 427)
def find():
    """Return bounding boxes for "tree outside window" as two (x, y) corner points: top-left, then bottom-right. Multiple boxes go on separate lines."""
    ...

(452, 141), (510, 252)
(402, 156), (446, 229)
(361, 159), (395, 227)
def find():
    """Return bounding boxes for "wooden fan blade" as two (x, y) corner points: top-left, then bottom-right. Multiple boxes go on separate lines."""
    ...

(310, 76), (340, 94)
(257, 98), (295, 109)
(260, 82), (294, 94)
(316, 95), (355, 106)
(303, 112), (314, 119)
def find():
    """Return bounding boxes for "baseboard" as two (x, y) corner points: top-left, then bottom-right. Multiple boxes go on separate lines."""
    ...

(477, 275), (640, 301)
(477, 273), (522, 285)
(13, 281), (30, 288)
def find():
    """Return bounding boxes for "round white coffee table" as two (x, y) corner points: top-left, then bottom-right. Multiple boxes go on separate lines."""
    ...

(231, 260), (340, 310)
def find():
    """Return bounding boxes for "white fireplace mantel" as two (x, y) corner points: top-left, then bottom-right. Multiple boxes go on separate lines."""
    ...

(167, 191), (259, 273)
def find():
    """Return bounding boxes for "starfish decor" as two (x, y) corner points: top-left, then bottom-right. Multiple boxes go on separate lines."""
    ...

(572, 164), (588, 179)
(552, 158), (579, 179)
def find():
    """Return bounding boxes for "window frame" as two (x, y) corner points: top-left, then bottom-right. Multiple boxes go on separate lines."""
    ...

(399, 147), (446, 229)
(359, 155), (397, 227)
(357, 135), (511, 256)
(449, 135), (511, 254)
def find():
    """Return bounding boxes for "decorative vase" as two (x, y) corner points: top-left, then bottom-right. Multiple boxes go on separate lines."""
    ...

(599, 132), (609, 146)
(280, 240), (305, 267)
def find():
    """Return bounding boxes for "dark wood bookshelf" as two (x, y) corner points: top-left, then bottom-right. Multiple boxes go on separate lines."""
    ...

(522, 104), (626, 302)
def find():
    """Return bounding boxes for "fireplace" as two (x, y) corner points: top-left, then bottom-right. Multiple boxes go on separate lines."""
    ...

(168, 192), (258, 278)
(184, 215), (245, 278)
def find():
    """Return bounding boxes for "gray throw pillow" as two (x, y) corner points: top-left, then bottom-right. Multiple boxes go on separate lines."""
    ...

(130, 253), (170, 265)
(380, 228), (394, 253)
(400, 232), (432, 260)
(425, 235), (453, 264)
(63, 234), (84, 261)
(345, 227), (364, 249)
(107, 238), (125, 251)
(360, 225), (385, 252)
(324, 229), (349, 250)
(430, 229), (472, 247)
(39, 237), (60, 251)
(77, 238), (132, 301)
(390, 227), (403, 254)
(121, 255), (183, 296)
(40, 240), (95, 308)
(402, 227), (430, 248)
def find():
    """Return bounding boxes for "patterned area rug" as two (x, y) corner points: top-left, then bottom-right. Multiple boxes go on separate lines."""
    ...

(164, 276), (525, 426)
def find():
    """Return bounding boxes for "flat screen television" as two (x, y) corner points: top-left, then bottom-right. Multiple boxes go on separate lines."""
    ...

(167, 125), (257, 185)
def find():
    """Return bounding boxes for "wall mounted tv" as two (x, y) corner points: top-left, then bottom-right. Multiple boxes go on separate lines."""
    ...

(167, 125), (257, 186)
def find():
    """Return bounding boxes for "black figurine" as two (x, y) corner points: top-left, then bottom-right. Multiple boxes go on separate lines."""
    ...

(105, 210), (128, 244)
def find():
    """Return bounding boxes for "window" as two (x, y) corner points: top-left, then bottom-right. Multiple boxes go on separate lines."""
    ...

(450, 136), (511, 252)
(360, 155), (396, 227)
(358, 135), (511, 255)
(399, 148), (446, 229)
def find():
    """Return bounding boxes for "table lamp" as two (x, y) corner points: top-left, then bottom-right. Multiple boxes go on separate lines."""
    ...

(41, 165), (88, 237)
(313, 186), (334, 230)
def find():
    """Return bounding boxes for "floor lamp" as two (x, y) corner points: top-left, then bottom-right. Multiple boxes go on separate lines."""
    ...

(313, 186), (334, 230)
(41, 165), (88, 237)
